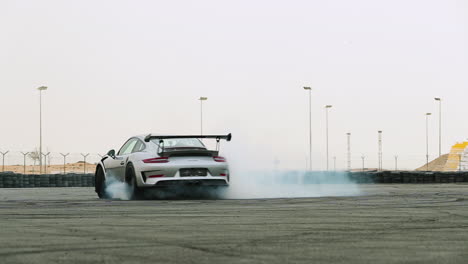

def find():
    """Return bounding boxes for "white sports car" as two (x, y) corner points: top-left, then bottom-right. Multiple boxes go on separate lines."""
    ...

(95, 133), (232, 199)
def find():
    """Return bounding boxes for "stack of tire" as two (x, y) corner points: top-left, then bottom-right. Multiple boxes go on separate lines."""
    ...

(0, 173), (95, 188)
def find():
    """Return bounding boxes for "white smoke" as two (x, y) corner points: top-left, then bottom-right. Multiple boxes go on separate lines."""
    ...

(223, 170), (360, 199)
(220, 134), (362, 199)
(104, 176), (132, 200)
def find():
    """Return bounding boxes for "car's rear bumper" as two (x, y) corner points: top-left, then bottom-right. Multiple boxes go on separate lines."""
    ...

(154, 179), (228, 187)
(137, 176), (229, 188)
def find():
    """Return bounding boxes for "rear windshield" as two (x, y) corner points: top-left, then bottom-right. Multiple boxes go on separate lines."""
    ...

(151, 138), (206, 149)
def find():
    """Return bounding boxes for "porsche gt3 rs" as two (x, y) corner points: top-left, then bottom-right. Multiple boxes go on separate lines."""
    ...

(95, 133), (232, 199)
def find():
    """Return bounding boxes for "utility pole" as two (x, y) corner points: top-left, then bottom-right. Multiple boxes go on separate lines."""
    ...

(426, 113), (432, 171)
(303, 87), (312, 171)
(325, 105), (333, 170)
(199, 97), (208, 135)
(347, 133), (351, 171)
(1, 151), (9, 172)
(21, 152), (29, 174)
(37, 86), (48, 174)
(60, 153), (70, 174)
(378, 131), (383, 171)
(394, 155), (398, 171)
(434, 98), (442, 157)
(81, 153), (90, 174)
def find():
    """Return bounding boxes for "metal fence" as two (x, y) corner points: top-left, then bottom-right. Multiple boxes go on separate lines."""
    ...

(0, 150), (465, 174)
(0, 151), (102, 174)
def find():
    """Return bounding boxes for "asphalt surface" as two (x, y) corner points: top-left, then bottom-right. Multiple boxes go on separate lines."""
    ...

(0, 184), (467, 264)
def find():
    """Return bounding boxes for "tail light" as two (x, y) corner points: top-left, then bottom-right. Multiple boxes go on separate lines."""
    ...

(143, 157), (169, 163)
(220, 173), (227, 176)
(148, 174), (165, 178)
(213, 156), (226, 162)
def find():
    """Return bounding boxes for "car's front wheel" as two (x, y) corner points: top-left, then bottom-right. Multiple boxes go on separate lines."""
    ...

(125, 164), (144, 200)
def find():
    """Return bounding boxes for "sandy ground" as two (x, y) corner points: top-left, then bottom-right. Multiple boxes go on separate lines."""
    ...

(2, 163), (96, 174)
(0, 184), (467, 263)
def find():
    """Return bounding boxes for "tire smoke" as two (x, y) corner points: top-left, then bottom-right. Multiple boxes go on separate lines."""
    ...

(104, 175), (132, 200)
(220, 137), (362, 199)
(223, 170), (361, 199)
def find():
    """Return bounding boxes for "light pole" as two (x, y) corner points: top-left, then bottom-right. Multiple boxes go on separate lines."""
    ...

(347, 133), (351, 171)
(199, 97), (208, 135)
(425, 113), (432, 171)
(333, 156), (336, 171)
(434, 98), (442, 157)
(325, 105), (332, 170)
(304, 87), (312, 171)
(378, 131), (382, 171)
(38, 86), (48, 174)
(394, 155), (398, 171)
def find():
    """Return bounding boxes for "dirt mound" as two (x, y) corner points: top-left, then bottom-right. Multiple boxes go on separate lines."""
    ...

(415, 154), (449, 171)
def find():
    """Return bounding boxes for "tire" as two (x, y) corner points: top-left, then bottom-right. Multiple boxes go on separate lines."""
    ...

(95, 166), (107, 199)
(125, 164), (144, 200)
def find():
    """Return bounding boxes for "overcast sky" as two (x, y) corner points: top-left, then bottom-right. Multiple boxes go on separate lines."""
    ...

(1, 0), (467, 170)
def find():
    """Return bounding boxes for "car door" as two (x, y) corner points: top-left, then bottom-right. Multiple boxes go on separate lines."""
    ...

(105, 138), (138, 181)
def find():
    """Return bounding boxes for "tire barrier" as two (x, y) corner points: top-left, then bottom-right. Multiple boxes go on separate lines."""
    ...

(0, 171), (468, 188)
(349, 171), (468, 184)
(0, 172), (95, 188)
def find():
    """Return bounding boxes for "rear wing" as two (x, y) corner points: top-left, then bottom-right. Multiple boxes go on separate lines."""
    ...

(144, 133), (232, 142)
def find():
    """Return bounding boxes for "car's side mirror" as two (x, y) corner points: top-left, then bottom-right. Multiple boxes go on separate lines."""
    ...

(107, 149), (116, 158)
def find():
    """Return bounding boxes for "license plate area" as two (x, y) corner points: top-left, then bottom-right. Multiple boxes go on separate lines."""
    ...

(180, 168), (208, 177)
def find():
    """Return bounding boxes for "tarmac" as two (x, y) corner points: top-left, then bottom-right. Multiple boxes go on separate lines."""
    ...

(0, 184), (467, 263)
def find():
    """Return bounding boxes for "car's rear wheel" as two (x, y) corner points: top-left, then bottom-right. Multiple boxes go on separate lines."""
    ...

(126, 164), (144, 200)
(95, 166), (107, 199)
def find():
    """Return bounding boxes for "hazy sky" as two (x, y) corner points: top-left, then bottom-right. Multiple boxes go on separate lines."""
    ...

(1, 0), (467, 170)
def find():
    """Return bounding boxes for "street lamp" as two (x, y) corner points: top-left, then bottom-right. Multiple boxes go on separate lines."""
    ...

(325, 105), (333, 170)
(425, 113), (432, 171)
(394, 155), (398, 171)
(378, 130), (382, 171)
(346, 133), (351, 171)
(37, 86), (48, 174)
(303, 87), (312, 171)
(434, 98), (442, 157)
(199, 97), (208, 135)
